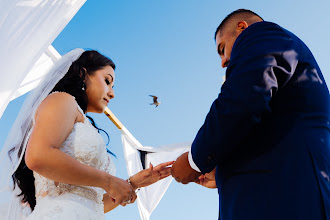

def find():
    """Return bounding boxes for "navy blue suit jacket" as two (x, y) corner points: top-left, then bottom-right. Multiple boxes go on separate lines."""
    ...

(191, 21), (330, 220)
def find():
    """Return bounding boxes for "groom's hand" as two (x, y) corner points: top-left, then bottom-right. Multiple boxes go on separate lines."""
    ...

(171, 152), (201, 184)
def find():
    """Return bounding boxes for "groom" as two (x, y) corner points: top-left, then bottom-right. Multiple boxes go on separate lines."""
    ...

(171, 9), (330, 220)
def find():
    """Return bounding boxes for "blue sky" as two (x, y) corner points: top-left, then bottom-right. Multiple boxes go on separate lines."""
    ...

(1, 1), (329, 219)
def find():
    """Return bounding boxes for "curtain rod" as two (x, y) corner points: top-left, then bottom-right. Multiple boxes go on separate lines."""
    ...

(104, 106), (123, 130)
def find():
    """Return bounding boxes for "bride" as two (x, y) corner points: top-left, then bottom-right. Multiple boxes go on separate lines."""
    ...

(0, 49), (173, 219)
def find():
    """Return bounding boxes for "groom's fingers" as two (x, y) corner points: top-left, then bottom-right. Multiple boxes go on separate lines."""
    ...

(175, 177), (189, 184)
(174, 177), (181, 183)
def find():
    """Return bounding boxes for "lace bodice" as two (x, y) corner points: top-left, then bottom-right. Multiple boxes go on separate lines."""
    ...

(33, 96), (116, 207)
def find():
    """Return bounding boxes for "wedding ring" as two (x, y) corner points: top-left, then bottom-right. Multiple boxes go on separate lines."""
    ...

(123, 195), (132, 204)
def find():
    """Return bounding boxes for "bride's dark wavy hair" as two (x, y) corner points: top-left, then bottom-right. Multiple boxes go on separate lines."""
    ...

(10, 50), (116, 211)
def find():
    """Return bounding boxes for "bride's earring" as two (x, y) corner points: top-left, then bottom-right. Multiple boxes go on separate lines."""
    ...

(81, 67), (87, 91)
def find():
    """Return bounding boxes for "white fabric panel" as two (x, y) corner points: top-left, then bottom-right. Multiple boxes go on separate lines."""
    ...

(11, 45), (61, 100)
(0, 190), (11, 218)
(0, 46), (60, 220)
(0, 0), (20, 28)
(0, 0), (86, 118)
(121, 126), (191, 220)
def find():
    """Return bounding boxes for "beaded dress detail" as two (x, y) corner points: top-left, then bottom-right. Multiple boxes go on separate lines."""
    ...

(27, 93), (115, 220)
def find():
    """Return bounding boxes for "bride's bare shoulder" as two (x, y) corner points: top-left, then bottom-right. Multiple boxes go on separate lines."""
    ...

(42, 92), (76, 108)
(36, 92), (78, 122)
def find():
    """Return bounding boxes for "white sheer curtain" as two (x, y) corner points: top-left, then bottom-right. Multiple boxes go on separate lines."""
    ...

(0, 45), (62, 220)
(0, 0), (86, 118)
(11, 45), (62, 100)
(121, 126), (190, 220)
(0, 1), (86, 219)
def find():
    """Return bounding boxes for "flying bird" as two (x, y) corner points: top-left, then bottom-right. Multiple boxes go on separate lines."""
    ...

(149, 95), (161, 107)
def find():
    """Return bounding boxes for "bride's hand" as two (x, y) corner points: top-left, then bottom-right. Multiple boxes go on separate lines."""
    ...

(129, 161), (174, 189)
(102, 175), (137, 206)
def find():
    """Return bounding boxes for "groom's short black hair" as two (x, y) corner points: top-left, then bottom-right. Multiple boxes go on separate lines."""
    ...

(214, 9), (263, 39)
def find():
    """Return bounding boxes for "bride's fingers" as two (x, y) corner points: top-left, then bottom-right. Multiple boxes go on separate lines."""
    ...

(120, 188), (135, 206)
(161, 161), (175, 167)
(140, 163), (153, 177)
(162, 161), (175, 166)
(155, 161), (174, 169)
(153, 167), (170, 177)
(159, 173), (171, 180)
(153, 161), (175, 171)
(145, 163), (153, 176)
(158, 167), (172, 180)
(147, 163), (153, 173)
(162, 167), (172, 175)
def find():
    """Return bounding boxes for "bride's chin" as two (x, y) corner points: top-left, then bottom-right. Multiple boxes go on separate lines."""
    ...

(95, 108), (105, 113)
(99, 105), (107, 113)
(86, 106), (105, 114)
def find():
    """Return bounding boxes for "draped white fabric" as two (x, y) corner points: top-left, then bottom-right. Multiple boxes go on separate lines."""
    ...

(11, 45), (62, 101)
(0, 1), (86, 219)
(0, 46), (63, 220)
(121, 126), (190, 220)
(0, 0), (86, 118)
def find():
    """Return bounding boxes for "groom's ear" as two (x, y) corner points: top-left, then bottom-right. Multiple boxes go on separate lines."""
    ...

(235, 21), (248, 36)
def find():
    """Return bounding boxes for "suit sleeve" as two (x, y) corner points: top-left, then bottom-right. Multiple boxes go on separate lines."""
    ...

(191, 23), (299, 173)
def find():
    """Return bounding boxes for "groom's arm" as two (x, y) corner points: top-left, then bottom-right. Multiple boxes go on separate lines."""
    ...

(175, 23), (296, 181)
(191, 23), (295, 174)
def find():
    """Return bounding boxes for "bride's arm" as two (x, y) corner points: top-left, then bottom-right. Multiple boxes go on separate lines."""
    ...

(25, 93), (134, 206)
(103, 193), (119, 213)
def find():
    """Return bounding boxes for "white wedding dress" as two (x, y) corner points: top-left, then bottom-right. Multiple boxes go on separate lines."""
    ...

(27, 96), (116, 220)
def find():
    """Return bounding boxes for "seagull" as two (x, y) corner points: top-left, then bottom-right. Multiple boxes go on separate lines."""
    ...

(149, 95), (161, 107)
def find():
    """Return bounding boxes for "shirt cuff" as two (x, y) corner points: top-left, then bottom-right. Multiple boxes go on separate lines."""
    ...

(188, 149), (201, 172)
